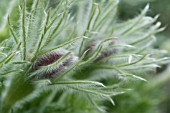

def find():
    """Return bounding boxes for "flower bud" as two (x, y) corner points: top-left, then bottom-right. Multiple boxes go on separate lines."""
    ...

(31, 49), (78, 79)
(84, 38), (119, 62)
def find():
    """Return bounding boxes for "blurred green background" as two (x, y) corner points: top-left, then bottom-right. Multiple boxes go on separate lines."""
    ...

(117, 0), (170, 113)
(0, 0), (170, 113)
(119, 0), (170, 51)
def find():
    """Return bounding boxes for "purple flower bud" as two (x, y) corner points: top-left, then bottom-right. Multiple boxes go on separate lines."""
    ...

(84, 38), (120, 62)
(32, 49), (78, 79)
(95, 38), (119, 61)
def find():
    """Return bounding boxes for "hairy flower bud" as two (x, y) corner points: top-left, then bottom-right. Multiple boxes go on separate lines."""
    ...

(84, 38), (119, 62)
(96, 38), (119, 61)
(31, 49), (78, 79)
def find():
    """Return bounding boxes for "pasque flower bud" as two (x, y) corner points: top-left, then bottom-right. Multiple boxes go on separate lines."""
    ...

(84, 38), (119, 62)
(32, 49), (78, 79)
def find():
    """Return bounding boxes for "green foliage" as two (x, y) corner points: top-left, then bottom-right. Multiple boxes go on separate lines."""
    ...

(0, 0), (168, 113)
(0, 0), (33, 42)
